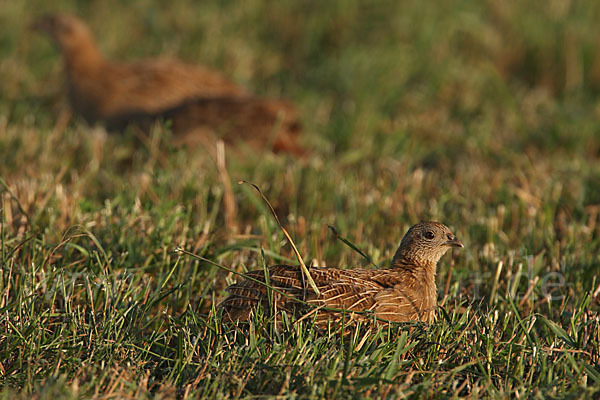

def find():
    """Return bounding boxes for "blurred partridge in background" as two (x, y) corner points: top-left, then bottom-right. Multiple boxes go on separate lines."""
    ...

(33, 13), (306, 155)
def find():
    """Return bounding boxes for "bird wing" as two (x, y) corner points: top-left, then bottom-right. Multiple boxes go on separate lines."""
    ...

(221, 265), (387, 324)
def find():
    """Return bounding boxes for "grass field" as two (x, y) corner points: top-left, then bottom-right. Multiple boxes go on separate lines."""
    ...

(1, 0), (600, 398)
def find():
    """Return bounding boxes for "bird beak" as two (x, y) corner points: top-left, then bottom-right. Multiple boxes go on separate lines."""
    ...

(445, 236), (464, 248)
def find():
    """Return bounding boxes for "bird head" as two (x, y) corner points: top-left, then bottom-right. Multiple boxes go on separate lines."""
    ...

(393, 221), (463, 267)
(31, 13), (97, 55)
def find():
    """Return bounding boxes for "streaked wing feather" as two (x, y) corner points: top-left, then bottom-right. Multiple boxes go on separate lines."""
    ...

(219, 263), (435, 325)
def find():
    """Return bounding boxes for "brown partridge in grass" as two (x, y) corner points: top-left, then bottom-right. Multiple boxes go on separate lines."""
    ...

(220, 222), (463, 327)
(33, 13), (246, 127)
(33, 13), (306, 155)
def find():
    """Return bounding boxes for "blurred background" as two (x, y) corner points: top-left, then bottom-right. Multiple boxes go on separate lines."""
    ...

(3, 0), (599, 152)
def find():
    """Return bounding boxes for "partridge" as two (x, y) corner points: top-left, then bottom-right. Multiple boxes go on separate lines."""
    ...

(219, 222), (463, 326)
(34, 13), (307, 155)
(33, 13), (246, 127)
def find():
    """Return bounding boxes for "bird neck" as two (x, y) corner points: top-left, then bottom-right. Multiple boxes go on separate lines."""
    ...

(391, 252), (437, 284)
(61, 36), (106, 77)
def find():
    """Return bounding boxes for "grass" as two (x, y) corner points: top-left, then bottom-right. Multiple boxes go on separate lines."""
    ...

(1, 0), (600, 398)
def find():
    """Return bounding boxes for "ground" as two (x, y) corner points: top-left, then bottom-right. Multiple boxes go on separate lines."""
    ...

(0, 0), (599, 398)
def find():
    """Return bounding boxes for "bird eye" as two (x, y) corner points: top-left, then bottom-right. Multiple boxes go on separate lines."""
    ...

(424, 231), (435, 239)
